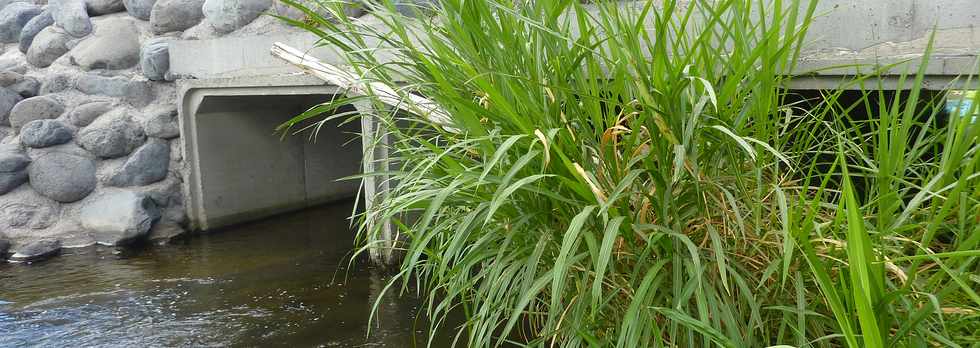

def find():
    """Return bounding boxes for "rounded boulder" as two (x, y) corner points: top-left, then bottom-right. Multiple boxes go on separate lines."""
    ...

(0, 150), (29, 172)
(0, 2), (42, 43)
(20, 119), (73, 148)
(26, 26), (71, 68)
(28, 152), (97, 203)
(69, 17), (140, 70)
(122, 0), (156, 20)
(0, 87), (23, 126)
(107, 138), (170, 187)
(50, 0), (93, 37)
(81, 189), (161, 246)
(77, 108), (146, 158)
(202, 0), (270, 34)
(142, 106), (178, 138)
(9, 95), (64, 129)
(9, 239), (61, 262)
(85, 0), (126, 15)
(75, 74), (153, 107)
(67, 100), (114, 127)
(150, 0), (204, 34)
(139, 37), (171, 81)
(0, 71), (41, 98)
(0, 149), (29, 194)
(17, 8), (53, 53)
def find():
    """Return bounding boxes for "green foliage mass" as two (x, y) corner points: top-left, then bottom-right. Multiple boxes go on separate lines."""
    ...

(279, 0), (980, 346)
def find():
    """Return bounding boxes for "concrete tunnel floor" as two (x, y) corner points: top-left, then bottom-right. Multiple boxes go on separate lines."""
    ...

(180, 82), (363, 231)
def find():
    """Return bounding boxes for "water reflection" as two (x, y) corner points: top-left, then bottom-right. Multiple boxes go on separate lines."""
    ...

(0, 201), (454, 347)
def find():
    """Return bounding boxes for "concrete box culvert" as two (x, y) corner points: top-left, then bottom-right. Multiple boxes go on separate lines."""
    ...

(177, 75), (362, 231)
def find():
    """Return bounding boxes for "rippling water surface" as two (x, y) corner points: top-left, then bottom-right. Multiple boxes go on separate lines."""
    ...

(0, 201), (453, 347)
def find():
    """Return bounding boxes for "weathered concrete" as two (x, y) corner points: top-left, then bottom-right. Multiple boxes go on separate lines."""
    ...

(169, 31), (333, 79)
(177, 75), (361, 230)
(791, 0), (980, 90)
(170, 1), (980, 90)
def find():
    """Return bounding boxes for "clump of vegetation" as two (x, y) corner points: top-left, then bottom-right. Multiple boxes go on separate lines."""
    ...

(280, 0), (980, 346)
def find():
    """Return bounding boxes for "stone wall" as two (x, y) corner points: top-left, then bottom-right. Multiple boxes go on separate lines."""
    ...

(0, 0), (350, 261)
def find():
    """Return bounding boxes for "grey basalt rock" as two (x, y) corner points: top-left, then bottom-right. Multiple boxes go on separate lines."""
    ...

(69, 17), (140, 70)
(9, 96), (64, 129)
(12, 77), (40, 99)
(21, 119), (73, 148)
(51, 0), (93, 37)
(0, 149), (29, 194)
(75, 74), (130, 95)
(139, 37), (170, 81)
(0, 2), (41, 43)
(26, 26), (71, 68)
(86, 0), (126, 15)
(150, 0), (204, 34)
(9, 239), (61, 262)
(108, 138), (169, 187)
(67, 100), (113, 127)
(75, 74), (153, 106)
(0, 149), (28, 173)
(0, 169), (27, 194)
(139, 173), (180, 207)
(0, 87), (23, 126)
(142, 106), (178, 138)
(81, 189), (161, 246)
(28, 151), (97, 202)
(77, 108), (146, 158)
(122, 0), (155, 20)
(0, 72), (40, 98)
(18, 8), (53, 53)
(202, 0), (270, 34)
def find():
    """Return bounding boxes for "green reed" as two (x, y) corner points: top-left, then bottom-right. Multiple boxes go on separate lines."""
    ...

(279, 0), (980, 346)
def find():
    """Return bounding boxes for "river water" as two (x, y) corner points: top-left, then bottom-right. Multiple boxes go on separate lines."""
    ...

(0, 201), (455, 347)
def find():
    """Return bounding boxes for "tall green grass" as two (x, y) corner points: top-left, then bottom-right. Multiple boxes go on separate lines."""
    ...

(279, 0), (980, 346)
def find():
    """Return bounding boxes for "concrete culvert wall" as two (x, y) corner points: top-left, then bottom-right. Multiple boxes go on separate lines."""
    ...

(182, 89), (361, 231)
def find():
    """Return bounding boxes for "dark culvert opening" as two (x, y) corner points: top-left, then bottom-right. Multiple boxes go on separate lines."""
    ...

(190, 94), (361, 230)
